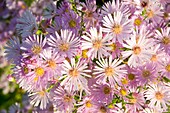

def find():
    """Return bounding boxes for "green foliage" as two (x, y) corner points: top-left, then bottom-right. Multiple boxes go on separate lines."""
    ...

(24, 0), (34, 7)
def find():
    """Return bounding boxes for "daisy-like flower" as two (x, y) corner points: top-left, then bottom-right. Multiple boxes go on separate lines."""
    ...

(160, 57), (170, 78)
(90, 83), (114, 104)
(16, 10), (37, 38)
(121, 33), (154, 67)
(81, 27), (112, 59)
(52, 85), (75, 113)
(135, 63), (158, 85)
(101, 0), (130, 16)
(102, 11), (133, 43)
(5, 37), (22, 64)
(21, 34), (47, 58)
(126, 87), (145, 113)
(144, 83), (170, 111)
(77, 96), (97, 113)
(29, 87), (50, 110)
(155, 27), (170, 55)
(60, 58), (91, 92)
(145, 2), (163, 23)
(40, 48), (65, 78)
(93, 56), (127, 86)
(62, 11), (81, 35)
(48, 29), (80, 58)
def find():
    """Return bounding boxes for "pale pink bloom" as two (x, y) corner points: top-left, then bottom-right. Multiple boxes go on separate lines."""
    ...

(145, 2), (164, 23)
(81, 27), (112, 59)
(52, 85), (75, 113)
(60, 58), (91, 92)
(102, 11), (133, 43)
(29, 87), (50, 110)
(77, 97), (97, 113)
(121, 32), (154, 67)
(40, 48), (65, 78)
(126, 87), (145, 113)
(48, 29), (80, 58)
(160, 57), (170, 78)
(155, 27), (170, 55)
(144, 83), (170, 111)
(101, 0), (130, 16)
(93, 56), (127, 86)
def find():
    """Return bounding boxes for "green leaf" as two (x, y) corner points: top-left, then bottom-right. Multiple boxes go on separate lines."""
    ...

(24, 0), (34, 7)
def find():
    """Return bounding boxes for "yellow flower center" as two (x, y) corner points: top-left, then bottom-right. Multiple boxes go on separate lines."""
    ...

(47, 60), (56, 69)
(38, 90), (45, 97)
(147, 10), (154, 18)
(35, 67), (45, 77)
(103, 86), (111, 95)
(82, 49), (88, 58)
(69, 20), (76, 28)
(105, 66), (114, 76)
(128, 73), (135, 80)
(129, 98), (137, 104)
(31, 45), (42, 54)
(162, 37), (170, 45)
(59, 43), (69, 52)
(109, 43), (117, 51)
(121, 78), (128, 85)
(166, 64), (170, 72)
(64, 94), (72, 102)
(85, 100), (92, 108)
(112, 25), (122, 34)
(151, 54), (157, 62)
(142, 70), (150, 78)
(93, 40), (102, 50)
(155, 91), (164, 100)
(133, 46), (141, 55)
(69, 68), (79, 77)
(120, 88), (127, 96)
(134, 18), (142, 26)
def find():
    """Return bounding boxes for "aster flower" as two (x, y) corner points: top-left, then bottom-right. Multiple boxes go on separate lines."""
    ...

(29, 87), (50, 110)
(121, 32), (154, 67)
(77, 0), (100, 29)
(155, 27), (170, 55)
(101, 0), (130, 16)
(81, 27), (112, 59)
(52, 85), (75, 112)
(102, 11), (133, 43)
(144, 83), (170, 111)
(60, 58), (91, 92)
(90, 83), (114, 104)
(21, 34), (47, 58)
(77, 96), (97, 113)
(145, 2), (163, 23)
(16, 10), (37, 38)
(43, 2), (56, 19)
(135, 63), (158, 85)
(5, 37), (22, 64)
(126, 87), (145, 113)
(93, 56), (127, 86)
(160, 57), (170, 78)
(62, 11), (81, 35)
(40, 48), (65, 78)
(48, 29), (80, 58)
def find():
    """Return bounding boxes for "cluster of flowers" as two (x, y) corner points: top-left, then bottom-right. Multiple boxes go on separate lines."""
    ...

(5, 0), (170, 112)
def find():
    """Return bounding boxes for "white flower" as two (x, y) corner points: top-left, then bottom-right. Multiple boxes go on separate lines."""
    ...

(144, 83), (170, 111)
(121, 32), (154, 67)
(81, 27), (112, 59)
(93, 56), (127, 86)
(29, 89), (50, 110)
(59, 58), (91, 92)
